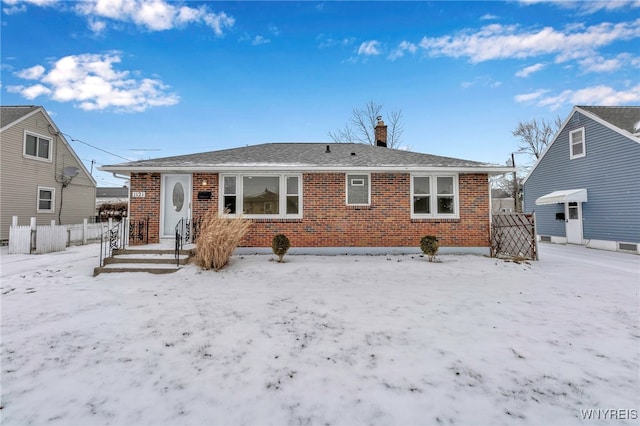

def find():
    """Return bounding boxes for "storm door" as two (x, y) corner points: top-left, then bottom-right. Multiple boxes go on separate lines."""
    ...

(161, 174), (191, 239)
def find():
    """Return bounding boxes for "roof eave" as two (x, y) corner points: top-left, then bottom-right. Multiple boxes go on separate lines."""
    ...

(99, 165), (514, 175)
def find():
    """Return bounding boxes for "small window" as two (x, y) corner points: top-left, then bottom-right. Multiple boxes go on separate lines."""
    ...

(570, 128), (585, 159)
(411, 174), (459, 218)
(413, 176), (430, 214)
(286, 176), (300, 215)
(346, 174), (370, 205)
(24, 132), (52, 161)
(37, 186), (55, 213)
(222, 176), (237, 214)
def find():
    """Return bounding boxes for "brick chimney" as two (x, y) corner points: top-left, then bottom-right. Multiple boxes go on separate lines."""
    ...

(375, 116), (387, 147)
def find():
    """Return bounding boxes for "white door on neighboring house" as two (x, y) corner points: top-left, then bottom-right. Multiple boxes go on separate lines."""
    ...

(161, 174), (191, 239)
(565, 201), (583, 244)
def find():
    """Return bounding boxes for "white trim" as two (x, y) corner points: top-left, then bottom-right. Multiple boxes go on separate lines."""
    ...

(220, 173), (303, 219)
(23, 130), (53, 162)
(569, 127), (586, 159)
(410, 173), (459, 219)
(346, 173), (371, 206)
(100, 165), (513, 174)
(37, 186), (55, 213)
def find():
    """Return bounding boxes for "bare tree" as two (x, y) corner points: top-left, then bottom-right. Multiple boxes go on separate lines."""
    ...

(329, 100), (405, 149)
(512, 117), (562, 159)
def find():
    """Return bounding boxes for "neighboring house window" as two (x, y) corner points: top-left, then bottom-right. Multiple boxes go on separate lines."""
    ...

(346, 174), (370, 206)
(411, 175), (459, 218)
(220, 174), (302, 218)
(569, 128), (585, 159)
(37, 186), (55, 213)
(24, 132), (52, 161)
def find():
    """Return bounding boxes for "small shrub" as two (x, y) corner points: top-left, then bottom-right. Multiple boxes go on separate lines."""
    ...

(420, 235), (439, 262)
(195, 209), (252, 271)
(272, 234), (291, 263)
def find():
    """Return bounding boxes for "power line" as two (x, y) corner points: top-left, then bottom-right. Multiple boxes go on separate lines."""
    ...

(61, 132), (132, 162)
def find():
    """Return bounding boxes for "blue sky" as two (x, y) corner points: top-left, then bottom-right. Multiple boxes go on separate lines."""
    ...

(2, 0), (638, 186)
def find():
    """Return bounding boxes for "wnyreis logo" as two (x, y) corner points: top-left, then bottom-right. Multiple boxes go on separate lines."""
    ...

(581, 409), (638, 420)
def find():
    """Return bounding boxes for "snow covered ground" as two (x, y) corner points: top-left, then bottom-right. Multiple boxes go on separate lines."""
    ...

(1, 243), (638, 426)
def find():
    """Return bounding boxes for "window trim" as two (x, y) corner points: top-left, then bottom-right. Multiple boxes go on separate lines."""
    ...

(23, 131), (53, 162)
(569, 127), (586, 159)
(37, 186), (55, 213)
(411, 174), (459, 219)
(220, 173), (303, 219)
(346, 173), (371, 206)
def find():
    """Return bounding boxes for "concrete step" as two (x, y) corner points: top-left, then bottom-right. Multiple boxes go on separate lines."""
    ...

(105, 253), (190, 265)
(95, 246), (194, 276)
(94, 264), (181, 275)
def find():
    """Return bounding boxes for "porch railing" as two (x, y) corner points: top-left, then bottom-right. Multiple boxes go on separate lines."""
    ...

(98, 219), (127, 268)
(174, 217), (202, 267)
(129, 217), (150, 245)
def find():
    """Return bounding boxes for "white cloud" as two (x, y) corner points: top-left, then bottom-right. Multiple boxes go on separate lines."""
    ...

(480, 13), (498, 20)
(8, 53), (179, 112)
(578, 53), (640, 73)
(461, 75), (502, 89)
(517, 85), (640, 110)
(317, 34), (355, 49)
(15, 64), (45, 80)
(72, 0), (234, 35)
(251, 35), (270, 46)
(357, 40), (381, 56)
(515, 63), (545, 78)
(514, 89), (549, 103)
(388, 41), (417, 61)
(419, 19), (640, 63)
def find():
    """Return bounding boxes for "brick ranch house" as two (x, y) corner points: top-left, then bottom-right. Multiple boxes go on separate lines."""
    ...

(100, 122), (512, 254)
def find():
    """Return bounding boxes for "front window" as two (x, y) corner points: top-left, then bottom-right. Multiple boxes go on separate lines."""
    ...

(346, 174), (370, 205)
(221, 174), (302, 218)
(411, 175), (458, 218)
(24, 132), (52, 161)
(570, 128), (585, 159)
(37, 186), (55, 213)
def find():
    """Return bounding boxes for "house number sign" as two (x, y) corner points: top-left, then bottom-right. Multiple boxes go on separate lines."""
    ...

(132, 191), (146, 198)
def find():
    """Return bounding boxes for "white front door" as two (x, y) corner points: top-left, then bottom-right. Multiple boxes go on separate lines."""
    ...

(565, 201), (583, 244)
(161, 174), (191, 239)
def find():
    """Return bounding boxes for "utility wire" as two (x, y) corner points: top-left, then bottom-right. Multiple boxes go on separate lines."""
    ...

(61, 132), (132, 162)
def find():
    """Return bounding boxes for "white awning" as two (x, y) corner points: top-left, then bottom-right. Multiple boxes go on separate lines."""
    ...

(535, 189), (588, 205)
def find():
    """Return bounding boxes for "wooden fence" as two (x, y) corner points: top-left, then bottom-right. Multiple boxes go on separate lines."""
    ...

(490, 213), (538, 260)
(8, 216), (110, 255)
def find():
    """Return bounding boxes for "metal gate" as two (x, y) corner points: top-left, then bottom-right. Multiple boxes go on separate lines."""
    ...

(490, 213), (538, 260)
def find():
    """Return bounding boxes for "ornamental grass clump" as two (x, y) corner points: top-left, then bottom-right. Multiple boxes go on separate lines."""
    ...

(272, 234), (291, 263)
(195, 209), (252, 271)
(420, 235), (439, 262)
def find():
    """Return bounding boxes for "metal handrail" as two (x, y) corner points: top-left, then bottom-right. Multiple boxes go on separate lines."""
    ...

(98, 219), (127, 268)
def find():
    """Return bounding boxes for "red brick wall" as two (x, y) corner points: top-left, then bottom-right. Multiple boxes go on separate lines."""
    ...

(129, 173), (161, 244)
(129, 172), (491, 248)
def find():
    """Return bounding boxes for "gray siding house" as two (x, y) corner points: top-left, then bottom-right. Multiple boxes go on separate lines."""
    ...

(523, 105), (640, 254)
(0, 105), (97, 243)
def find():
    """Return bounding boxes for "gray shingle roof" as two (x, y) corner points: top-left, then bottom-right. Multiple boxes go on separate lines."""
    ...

(96, 187), (129, 198)
(1, 105), (40, 129)
(102, 143), (505, 172)
(578, 106), (640, 134)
